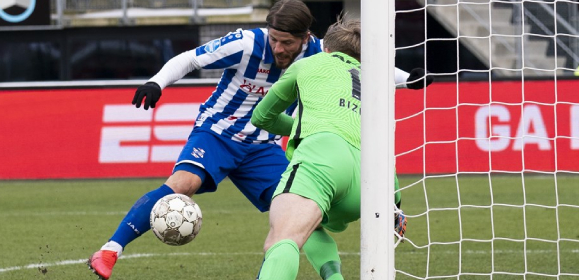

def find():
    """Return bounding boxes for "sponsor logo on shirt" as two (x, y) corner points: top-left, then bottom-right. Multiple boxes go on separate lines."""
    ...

(240, 79), (268, 96)
(204, 39), (221, 53)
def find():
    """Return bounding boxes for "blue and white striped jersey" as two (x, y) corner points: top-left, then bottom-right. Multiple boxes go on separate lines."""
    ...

(149, 28), (411, 144)
(193, 28), (322, 144)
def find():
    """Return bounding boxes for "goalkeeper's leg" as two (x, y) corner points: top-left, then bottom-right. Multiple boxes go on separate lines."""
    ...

(257, 193), (323, 280)
(303, 227), (344, 280)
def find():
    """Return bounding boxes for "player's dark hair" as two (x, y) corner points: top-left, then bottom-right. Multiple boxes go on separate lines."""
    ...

(266, 0), (313, 38)
(323, 17), (361, 61)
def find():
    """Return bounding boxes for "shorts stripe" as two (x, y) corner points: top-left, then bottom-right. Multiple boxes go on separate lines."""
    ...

(283, 163), (301, 193)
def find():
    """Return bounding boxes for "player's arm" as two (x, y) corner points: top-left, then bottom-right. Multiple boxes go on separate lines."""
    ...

(396, 67), (434, 90)
(252, 92), (294, 136)
(251, 63), (300, 135)
(150, 29), (246, 89)
(130, 49), (201, 110)
(133, 30), (247, 110)
(321, 35), (429, 90)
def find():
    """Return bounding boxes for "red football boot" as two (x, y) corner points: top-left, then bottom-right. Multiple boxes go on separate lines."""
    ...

(87, 250), (118, 280)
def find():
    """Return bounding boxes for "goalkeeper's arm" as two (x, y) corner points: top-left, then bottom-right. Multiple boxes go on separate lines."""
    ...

(251, 90), (294, 136)
(395, 67), (434, 90)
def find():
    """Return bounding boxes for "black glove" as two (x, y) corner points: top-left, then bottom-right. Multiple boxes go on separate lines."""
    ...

(132, 82), (162, 110)
(406, 68), (434, 90)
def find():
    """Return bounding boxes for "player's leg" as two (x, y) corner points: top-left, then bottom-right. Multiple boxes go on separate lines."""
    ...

(258, 133), (352, 280)
(88, 170), (204, 279)
(257, 193), (323, 280)
(112, 170), (205, 246)
(228, 142), (289, 212)
(88, 171), (203, 279)
(232, 142), (346, 279)
(300, 133), (360, 280)
(303, 228), (343, 280)
(88, 129), (236, 279)
(395, 169), (401, 208)
(393, 170), (407, 239)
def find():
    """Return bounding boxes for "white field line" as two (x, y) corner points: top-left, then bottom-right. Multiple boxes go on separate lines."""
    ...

(0, 210), (260, 217)
(0, 211), (128, 216)
(0, 252), (271, 273)
(2, 249), (579, 273)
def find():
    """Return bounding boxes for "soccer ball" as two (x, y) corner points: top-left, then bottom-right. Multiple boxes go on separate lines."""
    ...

(150, 194), (203, 246)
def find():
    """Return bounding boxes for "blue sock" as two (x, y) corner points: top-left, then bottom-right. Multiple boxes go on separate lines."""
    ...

(110, 184), (174, 247)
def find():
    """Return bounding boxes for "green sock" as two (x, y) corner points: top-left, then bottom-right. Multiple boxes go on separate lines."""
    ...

(258, 239), (300, 280)
(303, 228), (344, 280)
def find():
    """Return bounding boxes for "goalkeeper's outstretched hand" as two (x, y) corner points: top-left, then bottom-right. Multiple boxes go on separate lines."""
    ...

(406, 68), (434, 90)
(395, 210), (408, 240)
(132, 82), (162, 110)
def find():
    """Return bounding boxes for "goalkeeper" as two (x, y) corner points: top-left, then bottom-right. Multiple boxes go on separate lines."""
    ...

(251, 17), (421, 280)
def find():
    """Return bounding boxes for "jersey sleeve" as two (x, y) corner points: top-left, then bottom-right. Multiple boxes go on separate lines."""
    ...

(395, 67), (410, 89)
(250, 61), (302, 135)
(148, 50), (198, 89)
(268, 60), (300, 102)
(251, 93), (294, 136)
(148, 29), (248, 88)
(193, 29), (247, 70)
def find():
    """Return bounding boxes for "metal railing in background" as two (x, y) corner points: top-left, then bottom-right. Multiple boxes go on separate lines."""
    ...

(425, 0), (579, 75)
(461, 0), (579, 73)
(51, 0), (253, 12)
(60, 0), (188, 11)
(528, 1), (579, 69)
(49, 0), (255, 27)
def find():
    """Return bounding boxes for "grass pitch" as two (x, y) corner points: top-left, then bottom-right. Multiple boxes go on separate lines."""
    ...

(0, 175), (578, 279)
(0, 178), (360, 280)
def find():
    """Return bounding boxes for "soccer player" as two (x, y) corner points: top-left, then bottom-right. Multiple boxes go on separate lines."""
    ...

(88, 1), (429, 279)
(251, 17), (409, 279)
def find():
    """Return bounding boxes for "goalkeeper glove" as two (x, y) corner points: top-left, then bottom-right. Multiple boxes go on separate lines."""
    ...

(132, 82), (162, 110)
(406, 68), (434, 90)
(394, 210), (407, 239)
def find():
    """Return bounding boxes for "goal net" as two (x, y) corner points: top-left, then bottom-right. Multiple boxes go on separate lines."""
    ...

(392, 0), (579, 279)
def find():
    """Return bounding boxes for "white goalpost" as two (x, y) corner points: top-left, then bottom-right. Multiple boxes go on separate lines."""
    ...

(360, 0), (396, 279)
(362, 0), (579, 279)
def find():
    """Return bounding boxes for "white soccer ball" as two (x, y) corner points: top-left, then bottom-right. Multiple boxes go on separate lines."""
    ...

(150, 194), (202, 246)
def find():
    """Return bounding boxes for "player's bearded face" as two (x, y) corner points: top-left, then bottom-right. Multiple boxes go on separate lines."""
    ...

(268, 29), (308, 69)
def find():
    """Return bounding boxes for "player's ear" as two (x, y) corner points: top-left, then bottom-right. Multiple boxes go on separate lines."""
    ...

(302, 31), (311, 44)
(324, 47), (331, 54)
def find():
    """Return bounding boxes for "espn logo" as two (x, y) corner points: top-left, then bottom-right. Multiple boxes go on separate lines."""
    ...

(99, 104), (199, 163)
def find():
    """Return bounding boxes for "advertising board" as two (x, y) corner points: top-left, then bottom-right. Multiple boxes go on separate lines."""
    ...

(1, 80), (577, 179)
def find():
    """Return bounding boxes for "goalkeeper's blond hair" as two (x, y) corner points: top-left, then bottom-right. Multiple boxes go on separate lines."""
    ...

(323, 17), (361, 61)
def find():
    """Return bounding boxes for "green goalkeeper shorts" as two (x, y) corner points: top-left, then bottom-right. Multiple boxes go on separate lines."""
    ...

(273, 132), (361, 232)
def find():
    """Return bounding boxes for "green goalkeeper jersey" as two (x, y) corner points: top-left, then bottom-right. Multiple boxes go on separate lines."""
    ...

(252, 51), (361, 160)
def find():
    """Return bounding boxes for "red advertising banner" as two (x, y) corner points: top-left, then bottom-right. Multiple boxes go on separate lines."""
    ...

(0, 86), (214, 179)
(395, 79), (579, 174)
(0, 80), (578, 179)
